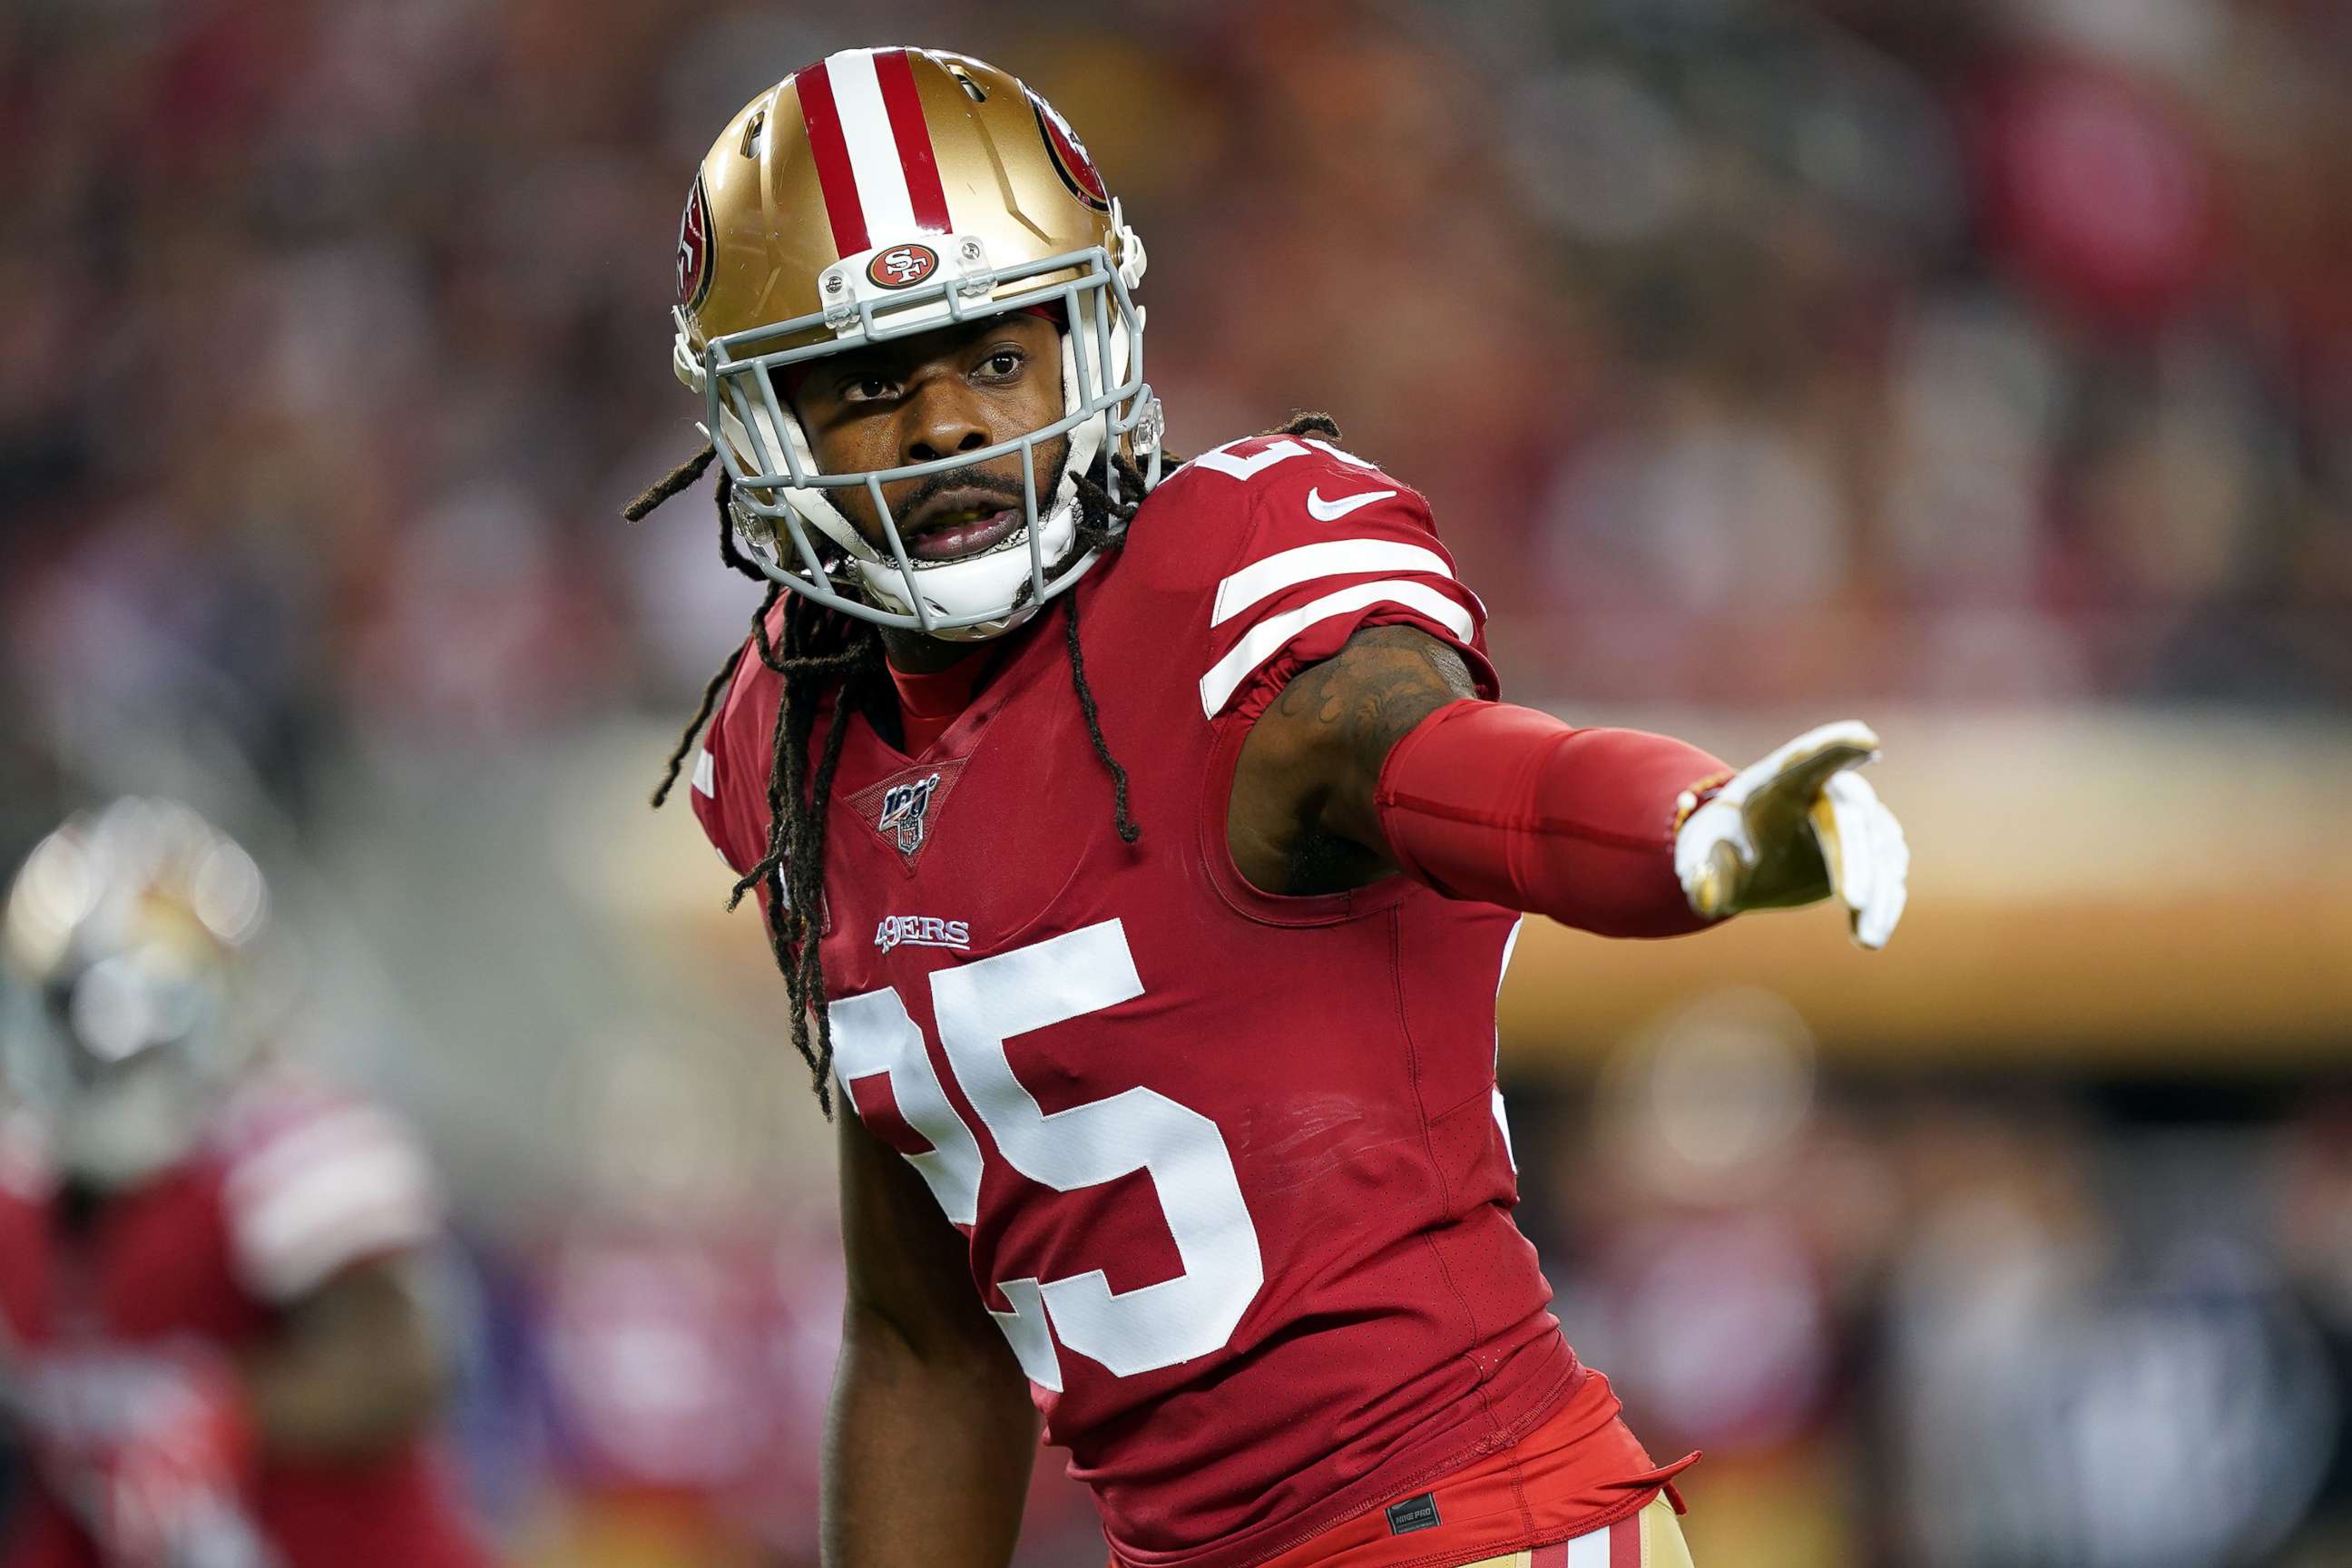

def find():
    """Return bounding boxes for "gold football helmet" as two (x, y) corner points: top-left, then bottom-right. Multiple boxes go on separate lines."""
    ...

(670, 46), (1161, 640)
(1, 800), (269, 1188)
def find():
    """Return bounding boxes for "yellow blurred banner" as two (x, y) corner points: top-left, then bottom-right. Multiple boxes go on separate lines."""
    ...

(1500, 708), (2352, 1070)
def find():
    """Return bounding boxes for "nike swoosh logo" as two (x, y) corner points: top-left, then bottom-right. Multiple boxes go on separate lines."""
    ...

(1306, 486), (1397, 522)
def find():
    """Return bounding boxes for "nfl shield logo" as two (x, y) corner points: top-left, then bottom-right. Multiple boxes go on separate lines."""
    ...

(877, 772), (943, 856)
(850, 758), (965, 867)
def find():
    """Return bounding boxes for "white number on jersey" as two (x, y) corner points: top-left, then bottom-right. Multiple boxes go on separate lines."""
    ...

(828, 919), (1265, 1390)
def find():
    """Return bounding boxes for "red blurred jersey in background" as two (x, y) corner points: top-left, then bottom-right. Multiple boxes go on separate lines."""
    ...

(0, 1078), (487, 1568)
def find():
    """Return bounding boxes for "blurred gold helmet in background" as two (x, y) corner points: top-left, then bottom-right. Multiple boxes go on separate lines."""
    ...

(1, 799), (269, 1188)
(669, 46), (1161, 640)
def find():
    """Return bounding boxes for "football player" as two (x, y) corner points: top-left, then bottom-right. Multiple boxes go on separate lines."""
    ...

(631, 49), (1908, 1568)
(0, 801), (488, 1568)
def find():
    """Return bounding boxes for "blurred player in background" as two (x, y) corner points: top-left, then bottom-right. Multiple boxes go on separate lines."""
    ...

(0, 800), (488, 1568)
(632, 48), (1909, 1568)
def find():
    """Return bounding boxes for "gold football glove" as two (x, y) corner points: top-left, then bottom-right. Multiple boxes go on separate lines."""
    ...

(1672, 721), (1909, 949)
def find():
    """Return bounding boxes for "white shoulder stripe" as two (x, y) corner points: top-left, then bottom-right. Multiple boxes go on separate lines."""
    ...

(231, 1138), (436, 1299)
(827, 49), (918, 240)
(221, 1105), (393, 1208)
(692, 746), (717, 799)
(1198, 579), (1475, 717)
(1210, 538), (1453, 627)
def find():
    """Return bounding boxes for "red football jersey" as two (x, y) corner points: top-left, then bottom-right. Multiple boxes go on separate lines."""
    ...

(0, 1078), (487, 1568)
(692, 436), (1592, 1568)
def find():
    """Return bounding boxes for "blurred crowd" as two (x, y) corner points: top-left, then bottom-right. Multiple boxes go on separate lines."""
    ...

(4, 0), (2350, 1564)
(1524, 995), (2352, 1568)
(5, 0), (2351, 838)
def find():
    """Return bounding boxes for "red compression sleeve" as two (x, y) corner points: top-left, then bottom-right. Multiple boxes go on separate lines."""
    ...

(1372, 701), (1729, 939)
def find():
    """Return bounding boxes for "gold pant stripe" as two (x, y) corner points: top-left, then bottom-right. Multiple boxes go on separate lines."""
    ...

(1453, 1496), (1693, 1568)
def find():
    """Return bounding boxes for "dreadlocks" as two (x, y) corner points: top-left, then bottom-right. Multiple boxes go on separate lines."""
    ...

(631, 412), (1340, 1112)
(632, 452), (1141, 1112)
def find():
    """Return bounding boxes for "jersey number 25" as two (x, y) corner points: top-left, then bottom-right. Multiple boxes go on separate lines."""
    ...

(828, 919), (1265, 1391)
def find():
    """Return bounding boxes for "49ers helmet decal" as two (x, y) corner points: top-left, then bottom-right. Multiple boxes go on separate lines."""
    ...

(675, 176), (712, 313)
(1030, 89), (1111, 212)
(669, 47), (1161, 641)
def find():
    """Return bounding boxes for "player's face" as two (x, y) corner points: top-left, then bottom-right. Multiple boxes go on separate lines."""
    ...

(791, 312), (1070, 564)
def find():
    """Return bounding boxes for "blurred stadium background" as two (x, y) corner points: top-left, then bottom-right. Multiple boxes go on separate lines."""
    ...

(4, 0), (2349, 1563)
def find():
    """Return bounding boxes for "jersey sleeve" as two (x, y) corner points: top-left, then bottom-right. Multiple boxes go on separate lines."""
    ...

(217, 1083), (441, 1303)
(685, 619), (835, 936)
(689, 626), (781, 881)
(1183, 435), (1498, 722)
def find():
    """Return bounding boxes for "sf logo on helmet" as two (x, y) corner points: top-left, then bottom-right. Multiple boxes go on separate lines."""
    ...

(867, 243), (939, 289)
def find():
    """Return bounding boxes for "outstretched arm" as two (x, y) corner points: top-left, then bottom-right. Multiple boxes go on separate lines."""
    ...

(1230, 625), (1906, 946)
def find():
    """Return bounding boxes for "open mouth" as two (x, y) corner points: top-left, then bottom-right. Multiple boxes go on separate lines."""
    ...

(899, 487), (1026, 563)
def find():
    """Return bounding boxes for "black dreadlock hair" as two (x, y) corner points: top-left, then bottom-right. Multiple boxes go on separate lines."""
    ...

(628, 412), (1342, 1113)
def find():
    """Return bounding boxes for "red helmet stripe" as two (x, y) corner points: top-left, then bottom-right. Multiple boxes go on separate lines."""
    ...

(877, 49), (952, 233)
(795, 61), (869, 259)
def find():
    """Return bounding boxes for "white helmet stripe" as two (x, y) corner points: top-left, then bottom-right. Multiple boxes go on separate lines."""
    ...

(826, 49), (920, 242)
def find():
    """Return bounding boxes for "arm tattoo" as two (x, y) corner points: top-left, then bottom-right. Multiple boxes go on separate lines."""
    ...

(1231, 624), (1479, 895)
(1272, 624), (1478, 787)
